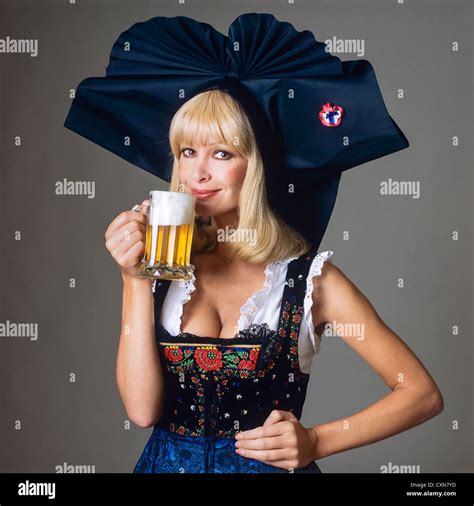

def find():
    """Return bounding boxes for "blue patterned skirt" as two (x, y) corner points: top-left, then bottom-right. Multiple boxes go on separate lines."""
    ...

(133, 425), (322, 474)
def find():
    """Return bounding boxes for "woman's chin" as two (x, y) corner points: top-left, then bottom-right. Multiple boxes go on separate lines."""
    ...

(195, 204), (215, 217)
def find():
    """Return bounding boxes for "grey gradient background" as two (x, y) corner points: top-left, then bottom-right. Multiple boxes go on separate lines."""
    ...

(0, 0), (472, 473)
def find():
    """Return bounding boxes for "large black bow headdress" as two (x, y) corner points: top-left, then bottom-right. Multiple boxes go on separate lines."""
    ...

(64, 13), (409, 249)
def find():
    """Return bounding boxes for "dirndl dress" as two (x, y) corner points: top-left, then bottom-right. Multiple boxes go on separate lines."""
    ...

(134, 248), (323, 473)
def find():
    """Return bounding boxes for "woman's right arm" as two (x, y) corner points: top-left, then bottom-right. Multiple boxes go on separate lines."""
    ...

(105, 200), (164, 427)
(116, 273), (164, 427)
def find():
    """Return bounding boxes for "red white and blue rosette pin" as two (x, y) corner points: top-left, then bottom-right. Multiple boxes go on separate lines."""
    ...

(319, 102), (344, 127)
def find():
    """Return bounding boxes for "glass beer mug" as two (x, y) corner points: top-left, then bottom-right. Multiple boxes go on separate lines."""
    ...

(139, 191), (196, 280)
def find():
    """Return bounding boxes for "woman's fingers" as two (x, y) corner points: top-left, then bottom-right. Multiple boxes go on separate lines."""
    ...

(235, 447), (291, 462)
(140, 199), (150, 215)
(235, 420), (288, 441)
(114, 229), (145, 260)
(235, 434), (287, 451)
(118, 238), (146, 268)
(104, 199), (149, 240)
(103, 199), (152, 278)
(105, 211), (146, 242)
(107, 222), (144, 256)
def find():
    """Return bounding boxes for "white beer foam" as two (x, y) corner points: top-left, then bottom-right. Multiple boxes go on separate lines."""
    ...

(149, 191), (195, 226)
(147, 191), (195, 267)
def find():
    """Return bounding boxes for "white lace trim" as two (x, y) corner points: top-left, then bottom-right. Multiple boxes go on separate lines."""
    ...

(303, 250), (335, 355)
(237, 255), (299, 331)
(172, 257), (299, 335)
(175, 264), (197, 334)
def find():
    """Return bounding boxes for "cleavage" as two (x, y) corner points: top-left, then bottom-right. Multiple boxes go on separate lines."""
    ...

(179, 259), (269, 339)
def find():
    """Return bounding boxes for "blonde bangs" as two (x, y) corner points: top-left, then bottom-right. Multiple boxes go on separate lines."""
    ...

(169, 90), (253, 158)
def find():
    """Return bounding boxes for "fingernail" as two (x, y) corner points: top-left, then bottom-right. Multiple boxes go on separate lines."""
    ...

(235, 442), (241, 448)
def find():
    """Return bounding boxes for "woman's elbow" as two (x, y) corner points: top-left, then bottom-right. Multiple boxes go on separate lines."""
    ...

(432, 389), (445, 416)
(131, 415), (156, 428)
(423, 386), (444, 419)
(127, 407), (162, 428)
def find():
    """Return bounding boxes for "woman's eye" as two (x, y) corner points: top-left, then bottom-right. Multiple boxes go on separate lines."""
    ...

(180, 148), (231, 159)
(215, 150), (231, 159)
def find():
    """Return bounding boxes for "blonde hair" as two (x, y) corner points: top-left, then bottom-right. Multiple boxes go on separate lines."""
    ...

(168, 89), (311, 264)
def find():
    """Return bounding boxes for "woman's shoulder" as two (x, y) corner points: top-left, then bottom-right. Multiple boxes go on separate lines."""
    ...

(309, 250), (368, 324)
(308, 249), (340, 286)
(305, 249), (343, 306)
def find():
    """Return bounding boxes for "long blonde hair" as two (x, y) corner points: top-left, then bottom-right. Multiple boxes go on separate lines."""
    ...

(168, 89), (311, 264)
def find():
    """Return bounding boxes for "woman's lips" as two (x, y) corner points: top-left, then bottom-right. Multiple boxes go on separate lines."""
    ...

(191, 189), (221, 199)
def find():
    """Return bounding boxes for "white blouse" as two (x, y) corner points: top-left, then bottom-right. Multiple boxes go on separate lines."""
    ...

(155, 250), (335, 375)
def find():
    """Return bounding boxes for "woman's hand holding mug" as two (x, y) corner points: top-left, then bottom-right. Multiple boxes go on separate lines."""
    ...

(104, 199), (150, 282)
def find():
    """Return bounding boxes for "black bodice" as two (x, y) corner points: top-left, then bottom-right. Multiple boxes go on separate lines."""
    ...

(152, 247), (318, 439)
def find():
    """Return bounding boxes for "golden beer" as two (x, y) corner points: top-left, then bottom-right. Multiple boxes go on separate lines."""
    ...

(140, 191), (196, 280)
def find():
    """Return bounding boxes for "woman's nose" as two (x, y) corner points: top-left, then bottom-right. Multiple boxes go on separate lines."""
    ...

(190, 155), (211, 181)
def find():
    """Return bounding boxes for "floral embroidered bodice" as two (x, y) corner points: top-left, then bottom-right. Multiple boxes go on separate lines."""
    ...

(157, 249), (335, 374)
(152, 247), (334, 439)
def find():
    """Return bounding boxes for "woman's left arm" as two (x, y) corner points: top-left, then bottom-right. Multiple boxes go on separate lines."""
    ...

(233, 260), (444, 469)
(308, 260), (444, 460)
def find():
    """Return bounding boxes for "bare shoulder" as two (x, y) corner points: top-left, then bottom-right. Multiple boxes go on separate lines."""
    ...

(312, 257), (355, 295)
(311, 258), (376, 329)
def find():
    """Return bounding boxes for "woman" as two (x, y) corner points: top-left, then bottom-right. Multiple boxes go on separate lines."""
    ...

(104, 89), (444, 473)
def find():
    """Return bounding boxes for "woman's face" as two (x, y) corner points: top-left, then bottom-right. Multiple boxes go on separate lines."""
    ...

(178, 137), (248, 218)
